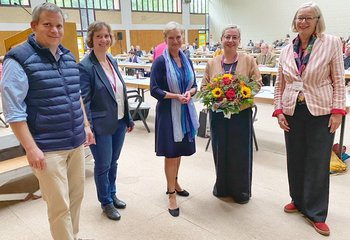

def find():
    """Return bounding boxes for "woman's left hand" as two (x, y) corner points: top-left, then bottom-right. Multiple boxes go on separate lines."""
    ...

(127, 126), (134, 133)
(328, 113), (342, 133)
(183, 91), (192, 103)
(84, 126), (96, 146)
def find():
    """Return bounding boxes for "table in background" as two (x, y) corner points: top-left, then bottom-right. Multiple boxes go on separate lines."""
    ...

(118, 62), (152, 72)
(258, 67), (278, 76)
(123, 76), (150, 100)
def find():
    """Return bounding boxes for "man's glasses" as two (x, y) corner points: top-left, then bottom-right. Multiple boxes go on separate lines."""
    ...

(296, 16), (319, 22)
(223, 35), (240, 41)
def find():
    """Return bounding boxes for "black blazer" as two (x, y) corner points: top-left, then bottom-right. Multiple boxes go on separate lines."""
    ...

(79, 51), (133, 135)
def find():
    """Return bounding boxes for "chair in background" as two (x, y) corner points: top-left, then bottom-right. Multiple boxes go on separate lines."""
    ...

(205, 104), (259, 151)
(0, 114), (7, 128)
(127, 90), (151, 132)
(251, 104), (259, 151)
(0, 93), (8, 128)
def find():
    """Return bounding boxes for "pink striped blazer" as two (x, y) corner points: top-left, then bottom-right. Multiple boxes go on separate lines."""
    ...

(274, 34), (345, 116)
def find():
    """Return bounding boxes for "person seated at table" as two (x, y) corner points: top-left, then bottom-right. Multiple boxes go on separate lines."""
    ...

(128, 51), (142, 63)
(213, 45), (224, 57)
(149, 46), (154, 55)
(126, 51), (143, 76)
(0, 56), (3, 81)
(193, 42), (198, 49)
(282, 38), (290, 47)
(135, 45), (143, 57)
(181, 44), (191, 59)
(247, 40), (254, 48)
(251, 42), (261, 53)
(344, 43), (350, 70)
(344, 43), (350, 85)
(256, 43), (277, 86)
(129, 45), (135, 53)
(272, 39), (280, 48)
(195, 45), (209, 56)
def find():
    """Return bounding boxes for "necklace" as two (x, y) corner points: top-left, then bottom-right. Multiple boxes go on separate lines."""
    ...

(221, 54), (238, 74)
(100, 60), (116, 92)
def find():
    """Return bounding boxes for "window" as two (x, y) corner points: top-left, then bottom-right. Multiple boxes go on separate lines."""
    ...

(131, 0), (181, 13)
(190, 0), (208, 14)
(47, 0), (120, 10)
(0, 0), (30, 6)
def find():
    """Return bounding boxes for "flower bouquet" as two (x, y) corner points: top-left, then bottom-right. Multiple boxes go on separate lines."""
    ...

(198, 73), (260, 118)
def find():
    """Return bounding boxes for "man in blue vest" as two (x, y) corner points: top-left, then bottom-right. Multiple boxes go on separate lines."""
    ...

(0, 3), (94, 240)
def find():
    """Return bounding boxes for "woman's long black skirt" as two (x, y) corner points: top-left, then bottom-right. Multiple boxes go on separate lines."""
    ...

(210, 108), (253, 203)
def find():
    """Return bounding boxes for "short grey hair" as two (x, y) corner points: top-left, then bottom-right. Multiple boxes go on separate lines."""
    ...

(32, 3), (65, 23)
(291, 2), (325, 36)
(221, 24), (241, 39)
(163, 21), (184, 38)
(261, 43), (269, 49)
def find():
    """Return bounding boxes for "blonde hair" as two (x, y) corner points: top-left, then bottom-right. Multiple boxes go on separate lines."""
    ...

(86, 21), (114, 49)
(32, 3), (65, 23)
(221, 24), (241, 39)
(291, 2), (325, 36)
(163, 21), (184, 38)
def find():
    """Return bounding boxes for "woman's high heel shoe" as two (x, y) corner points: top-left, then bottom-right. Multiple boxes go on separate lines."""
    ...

(175, 189), (189, 197)
(166, 190), (179, 217)
(175, 177), (190, 197)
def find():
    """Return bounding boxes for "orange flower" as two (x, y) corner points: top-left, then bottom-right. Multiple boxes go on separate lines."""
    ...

(222, 73), (233, 80)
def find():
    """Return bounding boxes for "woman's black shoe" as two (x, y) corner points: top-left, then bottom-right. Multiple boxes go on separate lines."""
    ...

(168, 207), (180, 217)
(166, 190), (180, 217)
(112, 196), (126, 209)
(175, 189), (190, 197)
(102, 203), (121, 220)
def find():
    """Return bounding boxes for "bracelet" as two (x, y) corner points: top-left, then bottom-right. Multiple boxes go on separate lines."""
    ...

(84, 122), (90, 127)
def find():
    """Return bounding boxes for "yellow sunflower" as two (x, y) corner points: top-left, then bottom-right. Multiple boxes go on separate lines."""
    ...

(240, 86), (251, 98)
(211, 87), (223, 98)
(213, 77), (219, 82)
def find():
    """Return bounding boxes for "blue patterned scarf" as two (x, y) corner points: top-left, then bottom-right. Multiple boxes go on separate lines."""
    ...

(293, 34), (317, 75)
(163, 48), (199, 142)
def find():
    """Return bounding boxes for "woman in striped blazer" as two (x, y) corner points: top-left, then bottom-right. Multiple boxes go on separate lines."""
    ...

(273, 2), (345, 236)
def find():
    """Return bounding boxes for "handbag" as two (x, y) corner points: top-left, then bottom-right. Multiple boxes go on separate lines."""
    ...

(197, 109), (209, 138)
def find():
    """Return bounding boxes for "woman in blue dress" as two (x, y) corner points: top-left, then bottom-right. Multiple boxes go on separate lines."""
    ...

(150, 21), (199, 217)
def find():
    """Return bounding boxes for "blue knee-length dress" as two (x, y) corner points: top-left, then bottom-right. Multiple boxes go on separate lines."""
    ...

(150, 55), (197, 158)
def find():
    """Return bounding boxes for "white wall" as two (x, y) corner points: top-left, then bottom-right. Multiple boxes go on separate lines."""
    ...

(209, 0), (350, 46)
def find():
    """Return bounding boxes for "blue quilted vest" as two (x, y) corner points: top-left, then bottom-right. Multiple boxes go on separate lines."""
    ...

(5, 34), (85, 151)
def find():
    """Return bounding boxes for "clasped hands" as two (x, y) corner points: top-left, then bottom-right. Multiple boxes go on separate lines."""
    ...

(176, 91), (192, 104)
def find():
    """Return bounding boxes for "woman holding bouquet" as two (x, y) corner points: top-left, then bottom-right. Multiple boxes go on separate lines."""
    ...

(273, 2), (345, 236)
(150, 21), (199, 217)
(201, 25), (261, 204)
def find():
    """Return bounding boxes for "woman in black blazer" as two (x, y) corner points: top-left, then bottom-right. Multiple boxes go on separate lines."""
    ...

(79, 21), (134, 221)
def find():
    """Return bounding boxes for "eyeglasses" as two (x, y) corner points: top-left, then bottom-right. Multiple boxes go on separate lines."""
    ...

(223, 35), (240, 41)
(296, 16), (319, 22)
